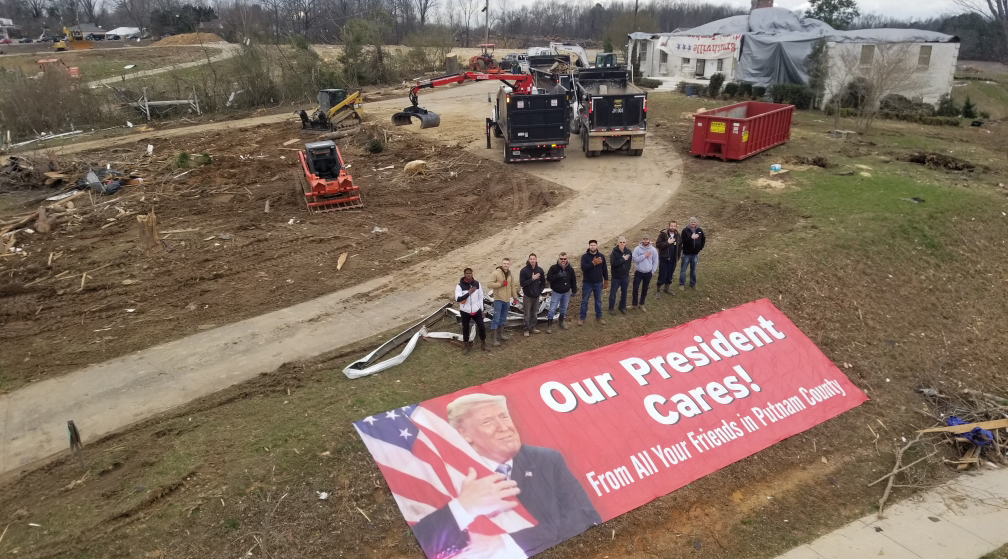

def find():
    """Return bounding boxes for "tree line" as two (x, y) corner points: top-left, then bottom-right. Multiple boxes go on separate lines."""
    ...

(0, 0), (1003, 62)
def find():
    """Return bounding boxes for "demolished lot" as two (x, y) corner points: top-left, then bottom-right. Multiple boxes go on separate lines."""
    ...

(0, 123), (570, 391)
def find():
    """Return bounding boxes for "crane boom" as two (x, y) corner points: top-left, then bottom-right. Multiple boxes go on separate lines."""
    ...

(392, 71), (536, 129)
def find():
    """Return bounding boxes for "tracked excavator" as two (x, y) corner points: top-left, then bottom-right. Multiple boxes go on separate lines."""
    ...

(392, 71), (570, 162)
(298, 89), (363, 131)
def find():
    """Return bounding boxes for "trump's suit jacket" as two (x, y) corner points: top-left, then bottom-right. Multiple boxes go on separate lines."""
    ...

(411, 444), (601, 559)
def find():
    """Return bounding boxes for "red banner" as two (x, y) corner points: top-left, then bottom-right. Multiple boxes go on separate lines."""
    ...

(355, 299), (867, 559)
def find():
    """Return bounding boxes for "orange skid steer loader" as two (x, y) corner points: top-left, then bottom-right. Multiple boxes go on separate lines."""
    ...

(298, 140), (363, 212)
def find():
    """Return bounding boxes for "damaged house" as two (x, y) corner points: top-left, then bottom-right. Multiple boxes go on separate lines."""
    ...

(629, 6), (960, 104)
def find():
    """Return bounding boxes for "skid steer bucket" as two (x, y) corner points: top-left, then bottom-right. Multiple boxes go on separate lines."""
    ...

(391, 106), (441, 129)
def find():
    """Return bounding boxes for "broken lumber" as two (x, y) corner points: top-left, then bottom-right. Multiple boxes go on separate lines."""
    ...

(918, 419), (1008, 434)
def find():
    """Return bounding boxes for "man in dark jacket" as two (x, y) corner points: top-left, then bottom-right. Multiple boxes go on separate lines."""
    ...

(608, 236), (632, 315)
(579, 240), (608, 325)
(679, 217), (706, 289)
(519, 253), (546, 337)
(655, 220), (681, 294)
(545, 252), (577, 333)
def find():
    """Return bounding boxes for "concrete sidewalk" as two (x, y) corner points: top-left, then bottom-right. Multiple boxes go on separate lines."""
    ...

(775, 467), (1008, 559)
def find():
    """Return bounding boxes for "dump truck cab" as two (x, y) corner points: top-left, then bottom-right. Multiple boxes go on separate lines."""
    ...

(595, 53), (619, 68)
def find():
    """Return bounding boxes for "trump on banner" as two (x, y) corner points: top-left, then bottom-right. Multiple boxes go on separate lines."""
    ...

(355, 299), (868, 559)
(354, 394), (600, 559)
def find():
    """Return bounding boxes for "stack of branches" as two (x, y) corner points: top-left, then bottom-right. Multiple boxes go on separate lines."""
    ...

(0, 153), (92, 192)
(918, 387), (1008, 470)
(873, 387), (1007, 518)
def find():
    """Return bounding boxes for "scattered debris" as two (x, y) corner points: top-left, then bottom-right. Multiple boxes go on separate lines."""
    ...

(336, 252), (347, 271)
(316, 491), (329, 500)
(901, 152), (976, 172)
(899, 197), (925, 204)
(786, 155), (830, 168)
(371, 226), (388, 234)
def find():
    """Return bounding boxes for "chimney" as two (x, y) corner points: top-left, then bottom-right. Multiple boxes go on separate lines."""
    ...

(750, 0), (773, 9)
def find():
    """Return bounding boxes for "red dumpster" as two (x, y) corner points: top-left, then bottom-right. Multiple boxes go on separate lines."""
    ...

(690, 101), (795, 161)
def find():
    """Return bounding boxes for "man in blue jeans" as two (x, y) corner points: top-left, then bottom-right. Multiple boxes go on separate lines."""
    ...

(679, 217), (706, 290)
(545, 252), (578, 333)
(579, 240), (608, 325)
(608, 237), (632, 315)
(486, 258), (519, 346)
(655, 220), (680, 295)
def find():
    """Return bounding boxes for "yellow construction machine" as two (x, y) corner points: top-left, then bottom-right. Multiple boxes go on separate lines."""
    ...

(298, 89), (363, 131)
(54, 27), (94, 51)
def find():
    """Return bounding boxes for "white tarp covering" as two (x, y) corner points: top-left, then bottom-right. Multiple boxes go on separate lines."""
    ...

(106, 26), (141, 38)
(630, 7), (958, 87)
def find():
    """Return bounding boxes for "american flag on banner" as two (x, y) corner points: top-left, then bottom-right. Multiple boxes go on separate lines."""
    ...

(354, 404), (537, 536)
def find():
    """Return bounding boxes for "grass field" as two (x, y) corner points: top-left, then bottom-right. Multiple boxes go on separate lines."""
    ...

(1, 92), (1007, 558)
(0, 45), (222, 81)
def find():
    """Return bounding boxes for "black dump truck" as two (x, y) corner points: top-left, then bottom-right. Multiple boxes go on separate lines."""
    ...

(571, 67), (647, 157)
(488, 84), (570, 163)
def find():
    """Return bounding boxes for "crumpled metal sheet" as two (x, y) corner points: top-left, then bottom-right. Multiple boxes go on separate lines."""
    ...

(342, 290), (557, 379)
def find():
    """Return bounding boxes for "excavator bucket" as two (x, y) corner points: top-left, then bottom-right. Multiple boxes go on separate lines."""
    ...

(391, 106), (441, 129)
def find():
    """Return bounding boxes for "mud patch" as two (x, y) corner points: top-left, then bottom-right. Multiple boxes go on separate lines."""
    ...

(901, 152), (976, 171)
(785, 155), (831, 168)
(713, 198), (800, 229)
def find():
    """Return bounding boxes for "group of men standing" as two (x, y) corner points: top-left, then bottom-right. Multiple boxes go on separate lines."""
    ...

(454, 218), (706, 354)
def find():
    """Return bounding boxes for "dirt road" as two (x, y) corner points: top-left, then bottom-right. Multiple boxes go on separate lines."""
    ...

(0, 80), (682, 474)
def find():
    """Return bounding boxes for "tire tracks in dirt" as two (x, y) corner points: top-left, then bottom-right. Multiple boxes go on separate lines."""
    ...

(0, 79), (682, 475)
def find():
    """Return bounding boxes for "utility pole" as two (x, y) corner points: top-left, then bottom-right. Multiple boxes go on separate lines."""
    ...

(633, 0), (639, 30)
(483, 0), (489, 44)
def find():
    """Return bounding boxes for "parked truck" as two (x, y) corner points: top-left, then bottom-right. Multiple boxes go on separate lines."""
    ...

(392, 71), (569, 163)
(571, 67), (647, 157)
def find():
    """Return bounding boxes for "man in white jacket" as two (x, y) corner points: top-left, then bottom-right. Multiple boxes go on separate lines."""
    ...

(455, 267), (490, 354)
(631, 235), (659, 311)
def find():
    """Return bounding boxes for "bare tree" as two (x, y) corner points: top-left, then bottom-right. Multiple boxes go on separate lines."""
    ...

(26, 0), (49, 20)
(822, 42), (922, 133)
(79, 0), (100, 23)
(414, 0), (435, 28)
(953, 0), (1008, 56)
(455, 0), (476, 47)
(821, 42), (860, 130)
(855, 42), (921, 132)
(113, 0), (152, 34)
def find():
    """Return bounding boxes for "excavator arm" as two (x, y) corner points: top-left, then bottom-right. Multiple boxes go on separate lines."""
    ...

(393, 71), (536, 129)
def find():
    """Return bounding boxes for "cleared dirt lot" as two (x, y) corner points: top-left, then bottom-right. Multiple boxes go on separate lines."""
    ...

(0, 120), (569, 391)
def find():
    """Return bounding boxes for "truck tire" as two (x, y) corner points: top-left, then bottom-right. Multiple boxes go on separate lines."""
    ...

(582, 133), (590, 157)
(493, 123), (503, 138)
(631, 149), (643, 156)
(571, 118), (580, 135)
(503, 143), (510, 163)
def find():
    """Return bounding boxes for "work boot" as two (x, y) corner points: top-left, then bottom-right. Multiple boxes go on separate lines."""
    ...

(499, 329), (511, 341)
(559, 316), (569, 330)
(532, 326), (541, 334)
(546, 319), (553, 334)
(664, 285), (671, 294)
(462, 341), (471, 355)
(641, 305), (647, 313)
(609, 308), (616, 315)
(524, 330), (530, 337)
(577, 318), (584, 326)
(620, 307), (626, 315)
(492, 330), (501, 347)
(679, 285), (685, 291)
(597, 317), (606, 325)
(481, 339), (489, 351)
